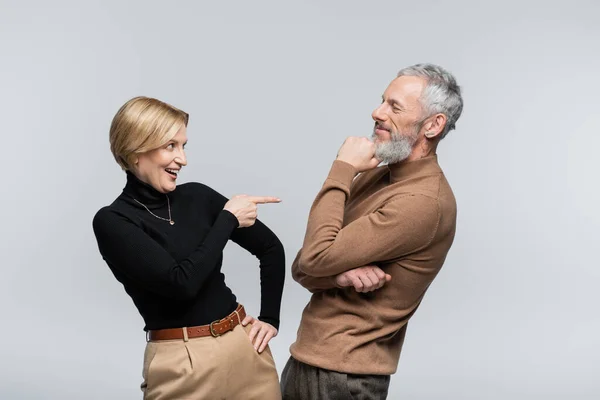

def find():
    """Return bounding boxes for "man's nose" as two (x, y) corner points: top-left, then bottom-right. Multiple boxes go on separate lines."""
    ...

(372, 104), (386, 122)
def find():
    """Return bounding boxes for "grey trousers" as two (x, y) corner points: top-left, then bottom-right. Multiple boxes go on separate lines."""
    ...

(280, 356), (390, 400)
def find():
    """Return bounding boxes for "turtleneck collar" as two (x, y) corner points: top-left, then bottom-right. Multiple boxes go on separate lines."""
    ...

(122, 171), (169, 209)
(387, 155), (442, 183)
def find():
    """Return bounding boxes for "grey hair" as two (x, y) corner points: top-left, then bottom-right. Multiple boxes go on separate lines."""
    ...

(397, 63), (463, 139)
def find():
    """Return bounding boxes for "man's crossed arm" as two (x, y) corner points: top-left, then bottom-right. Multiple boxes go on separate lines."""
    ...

(292, 251), (391, 294)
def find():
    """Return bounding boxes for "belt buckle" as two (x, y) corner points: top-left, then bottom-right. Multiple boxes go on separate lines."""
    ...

(209, 320), (221, 337)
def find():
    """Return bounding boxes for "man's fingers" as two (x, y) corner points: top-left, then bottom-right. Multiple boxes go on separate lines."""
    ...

(336, 273), (351, 288)
(357, 274), (373, 292)
(371, 266), (386, 280)
(246, 196), (282, 204)
(373, 273), (385, 290)
(364, 271), (379, 291)
(369, 157), (381, 168)
(342, 267), (391, 293)
(370, 267), (386, 289)
(350, 275), (364, 292)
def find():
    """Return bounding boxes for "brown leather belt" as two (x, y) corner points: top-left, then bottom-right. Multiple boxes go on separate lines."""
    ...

(147, 304), (246, 341)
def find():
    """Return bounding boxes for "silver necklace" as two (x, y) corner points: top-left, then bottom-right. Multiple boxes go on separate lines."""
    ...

(133, 196), (175, 225)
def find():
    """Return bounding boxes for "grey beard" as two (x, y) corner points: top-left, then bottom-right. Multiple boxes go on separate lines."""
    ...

(371, 130), (417, 164)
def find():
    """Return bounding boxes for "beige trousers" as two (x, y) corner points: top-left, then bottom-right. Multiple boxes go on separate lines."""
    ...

(141, 324), (281, 399)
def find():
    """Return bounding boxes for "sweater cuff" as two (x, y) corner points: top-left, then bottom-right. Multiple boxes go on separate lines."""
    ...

(220, 209), (240, 228)
(328, 160), (358, 187)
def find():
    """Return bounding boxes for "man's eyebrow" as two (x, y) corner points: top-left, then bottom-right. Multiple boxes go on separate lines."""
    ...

(388, 98), (404, 108)
(381, 95), (404, 108)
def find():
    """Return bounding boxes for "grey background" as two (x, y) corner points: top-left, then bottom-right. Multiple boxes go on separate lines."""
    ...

(1, 0), (599, 398)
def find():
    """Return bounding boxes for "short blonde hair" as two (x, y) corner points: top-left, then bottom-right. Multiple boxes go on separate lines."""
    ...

(109, 96), (189, 170)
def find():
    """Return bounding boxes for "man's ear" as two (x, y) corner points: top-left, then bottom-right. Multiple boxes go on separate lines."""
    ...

(424, 113), (447, 139)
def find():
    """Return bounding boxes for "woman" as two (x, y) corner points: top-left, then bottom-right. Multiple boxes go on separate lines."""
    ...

(92, 96), (285, 399)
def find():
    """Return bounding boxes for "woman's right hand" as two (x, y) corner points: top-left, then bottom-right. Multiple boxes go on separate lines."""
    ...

(223, 195), (281, 228)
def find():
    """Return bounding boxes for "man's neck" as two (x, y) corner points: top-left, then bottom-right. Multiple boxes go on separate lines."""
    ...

(406, 141), (438, 162)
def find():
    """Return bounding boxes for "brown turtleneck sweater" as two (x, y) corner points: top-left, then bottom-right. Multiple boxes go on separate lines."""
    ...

(290, 155), (456, 375)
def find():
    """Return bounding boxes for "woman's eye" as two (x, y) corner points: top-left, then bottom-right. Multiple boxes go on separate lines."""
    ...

(167, 144), (174, 149)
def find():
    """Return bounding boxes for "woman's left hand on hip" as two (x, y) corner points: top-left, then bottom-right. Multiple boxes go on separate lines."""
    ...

(242, 315), (278, 353)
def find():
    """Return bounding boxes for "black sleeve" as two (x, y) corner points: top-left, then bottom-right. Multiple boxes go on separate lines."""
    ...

(92, 206), (239, 301)
(207, 187), (286, 330)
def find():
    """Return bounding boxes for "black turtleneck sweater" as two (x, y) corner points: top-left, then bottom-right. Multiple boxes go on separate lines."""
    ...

(92, 172), (285, 331)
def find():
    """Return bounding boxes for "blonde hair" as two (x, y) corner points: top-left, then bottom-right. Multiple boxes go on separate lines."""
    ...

(109, 96), (189, 170)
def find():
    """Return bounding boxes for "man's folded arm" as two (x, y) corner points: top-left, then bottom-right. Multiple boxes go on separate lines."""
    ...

(298, 162), (440, 278)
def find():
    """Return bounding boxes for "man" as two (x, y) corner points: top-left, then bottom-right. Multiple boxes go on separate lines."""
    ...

(280, 63), (464, 399)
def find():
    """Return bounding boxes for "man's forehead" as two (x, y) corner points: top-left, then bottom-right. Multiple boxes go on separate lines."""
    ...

(383, 76), (426, 101)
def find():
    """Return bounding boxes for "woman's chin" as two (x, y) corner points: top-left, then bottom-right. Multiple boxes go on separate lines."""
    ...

(162, 183), (176, 193)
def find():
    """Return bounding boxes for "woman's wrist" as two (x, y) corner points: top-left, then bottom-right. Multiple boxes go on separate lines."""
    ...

(257, 316), (279, 330)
